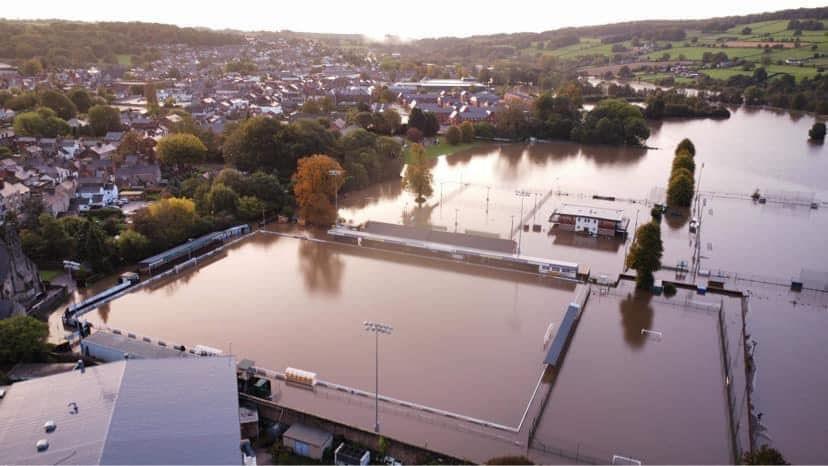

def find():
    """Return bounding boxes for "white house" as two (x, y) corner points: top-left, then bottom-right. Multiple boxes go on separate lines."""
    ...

(77, 182), (118, 210)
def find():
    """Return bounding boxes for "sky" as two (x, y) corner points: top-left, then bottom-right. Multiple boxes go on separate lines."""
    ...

(1, 0), (825, 39)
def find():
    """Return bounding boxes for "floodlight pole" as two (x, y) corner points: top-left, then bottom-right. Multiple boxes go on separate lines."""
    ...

(515, 190), (531, 255)
(363, 321), (392, 433)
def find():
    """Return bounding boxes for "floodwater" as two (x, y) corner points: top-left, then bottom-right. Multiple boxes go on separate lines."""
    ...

(745, 286), (828, 464)
(48, 107), (828, 462)
(52, 233), (577, 427)
(532, 286), (735, 464)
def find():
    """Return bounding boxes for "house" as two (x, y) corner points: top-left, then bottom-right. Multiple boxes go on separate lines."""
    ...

(76, 182), (118, 209)
(449, 105), (495, 125)
(282, 424), (333, 460)
(0, 357), (242, 465)
(549, 203), (629, 237)
(0, 180), (31, 215)
(114, 163), (161, 188)
(42, 180), (76, 216)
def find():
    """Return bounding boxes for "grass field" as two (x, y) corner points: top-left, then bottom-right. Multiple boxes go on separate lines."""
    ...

(115, 54), (132, 66)
(404, 137), (479, 162)
(39, 269), (62, 282)
(701, 64), (821, 81)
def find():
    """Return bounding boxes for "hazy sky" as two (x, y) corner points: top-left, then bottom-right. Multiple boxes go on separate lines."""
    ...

(2, 0), (824, 39)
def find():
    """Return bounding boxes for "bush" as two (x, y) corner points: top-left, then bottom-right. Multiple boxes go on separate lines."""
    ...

(809, 122), (826, 140)
(460, 121), (475, 142)
(446, 125), (462, 145)
(663, 282), (677, 297)
(676, 138), (696, 156)
(672, 153), (696, 174)
(667, 172), (695, 207)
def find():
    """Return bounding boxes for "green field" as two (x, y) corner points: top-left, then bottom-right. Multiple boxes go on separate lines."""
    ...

(701, 64), (821, 81)
(404, 137), (480, 162)
(39, 269), (62, 282)
(115, 54), (132, 66)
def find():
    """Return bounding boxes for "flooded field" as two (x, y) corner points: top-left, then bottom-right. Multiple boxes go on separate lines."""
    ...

(532, 286), (735, 464)
(746, 286), (828, 465)
(52, 233), (577, 427)
(47, 107), (828, 462)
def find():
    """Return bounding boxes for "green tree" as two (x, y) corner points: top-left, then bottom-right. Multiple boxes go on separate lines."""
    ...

(156, 133), (207, 169)
(13, 107), (69, 138)
(676, 138), (696, 156)
(76, 218), (112, 272)
(222, 116), (293, 174)
(742, 445), (788, 465)
(205, 183), (240, 216)
(460, 121), (475, 143)
(0, 316), (49, 365)
(238, 196), (266, 221)
(6, 92), (38, 111)
(38, 213), (74, 260)
(20, 58), (43, 76)
(809, 122), (826, 140)
(87, 105), (121, 136)
(672, 153), (696, 174)
(115, 229), (151, 263)
(68, 88), (93, 113)
(446, 125), (462, 145)
(402, 144), (433, 204)
(625, 221), (663, 289)
(132, 197), (200, 250)
(39, 90), (77, 120)
(667, 170), (695, 207)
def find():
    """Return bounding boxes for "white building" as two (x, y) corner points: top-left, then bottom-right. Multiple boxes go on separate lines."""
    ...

(550, 204), (629, 237)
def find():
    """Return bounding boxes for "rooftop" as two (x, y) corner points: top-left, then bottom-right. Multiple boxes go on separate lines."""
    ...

(0, 357), (241, 465)
(552, 204), (625, 223)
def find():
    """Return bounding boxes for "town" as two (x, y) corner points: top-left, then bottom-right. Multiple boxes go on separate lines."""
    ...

(1, 5), (827, 466)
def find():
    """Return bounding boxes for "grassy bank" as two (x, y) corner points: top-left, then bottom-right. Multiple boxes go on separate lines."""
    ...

(39, 269), (62, 282)
(404, 137), (480, 162)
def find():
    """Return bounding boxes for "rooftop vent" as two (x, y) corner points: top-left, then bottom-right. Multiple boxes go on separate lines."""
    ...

(44, 420), (56, 433)
(36, 439), (49, 452)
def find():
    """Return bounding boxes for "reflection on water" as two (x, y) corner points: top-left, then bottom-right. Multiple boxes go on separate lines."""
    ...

(550, 231), (624, 253)
(298, 240), (345, 296)
(619, 290), (654, 349)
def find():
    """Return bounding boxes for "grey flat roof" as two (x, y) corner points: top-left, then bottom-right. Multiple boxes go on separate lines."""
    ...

(82, 330), (193, 360)
(0, 357), (241, 465)
(544, 304), (581, 367)
(553, 204), (625, 223)
(363, 221), (515, 254)
(284, 423), (333, 447)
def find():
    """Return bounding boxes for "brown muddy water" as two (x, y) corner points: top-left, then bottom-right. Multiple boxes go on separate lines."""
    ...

(52, 233), (577, 427)
(48, 107), (828, 462)
(532, 285), (737, 464)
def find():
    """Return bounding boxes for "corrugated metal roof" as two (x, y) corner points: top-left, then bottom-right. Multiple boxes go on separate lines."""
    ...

(0, 358), (240, 465)
(363, 221), (515, 254)
(82, 331), (193, 360)
(544, 304), (581, 367)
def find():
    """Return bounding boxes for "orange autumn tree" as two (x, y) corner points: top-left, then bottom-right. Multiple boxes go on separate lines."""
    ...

(293, 154), (346, 226)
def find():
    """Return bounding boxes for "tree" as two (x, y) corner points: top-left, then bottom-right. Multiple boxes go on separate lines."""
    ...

(20, 58), (43, 76)
(408, 107), (428, 132)
(87, 105), (121, 136)
(625, 221), (663, 289)
(742, 445), (788, 465)
(68, 88), (93, 113)
(205, 183), (240, 216)
(668, 170), (695, 207)
(116, 130), (151, 161)
(132, 197), (200, 250)
(292, 155), (346, 226)
(573, 99), (649, 146)
(238, 196), (266, 221)
(222, 116), (293, 174)
(39, 90), (77, 120)
(144, 83), (158, 108)
(809, 122), (826, 141)
(13, 107), (70, 138)
(75, 218), (113, 272)
(460, 121), (475, 143)
(406, 127), (423, 143)
(402, 144), (433, 204)
(382, 109), (402, 135)
(672, 153), (696, 174)
(446, 125), (462, 145)
(156, 133), (207, 169)
(115, 229), (151, 263)
(0, 316), (49, 365)
(676, 138), (696, 156)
